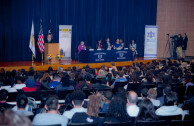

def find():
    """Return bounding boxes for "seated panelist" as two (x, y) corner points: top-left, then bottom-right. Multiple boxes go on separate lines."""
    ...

(113, 38), (122, 50)
(78, 41), (86, 54)
(105, 37), (112, 50)
(96, 39), (103, 50)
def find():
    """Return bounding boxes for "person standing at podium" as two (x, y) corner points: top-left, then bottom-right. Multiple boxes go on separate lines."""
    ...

(113, 38), (122, 50)
(78, 41), (86, 54)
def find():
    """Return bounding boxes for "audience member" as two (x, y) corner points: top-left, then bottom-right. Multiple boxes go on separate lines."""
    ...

(0, 109), (32, 126)
(101, 91), (113, 112)
(48, 74), (62, 88)
(76, 74), (92, 89)
(33, 95), (68, 126)
(63, 90), (86, 119)
(55, 74), (74, 92)
(96, 69), (106, 79)
(136, 99), (158, 121)
(110, 63), (118, 71)
(12, 76), (26, 90)
(0, 89), (14, 112)
(13, 94), (34, 116)
(22, 79), (37, 92)
(141, 88), (148, 99)
(147, 88), (161, 107)
(72, 94), (103, 126)
(127, 91), (139, 117)
(156, 92), (185, 116)
(157, 85), (172, 105)
(185, 72), (194, 91)
(105, 97), (130, 122)
(111, 72), (127, 88)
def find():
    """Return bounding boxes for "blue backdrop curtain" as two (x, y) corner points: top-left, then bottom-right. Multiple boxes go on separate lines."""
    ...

(0, 0), (157, 62)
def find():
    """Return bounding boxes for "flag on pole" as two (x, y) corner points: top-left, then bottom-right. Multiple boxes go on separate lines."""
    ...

(47, 20), (53, 43)
(37, 19), (45, 53)
(29, 21), (36, 58)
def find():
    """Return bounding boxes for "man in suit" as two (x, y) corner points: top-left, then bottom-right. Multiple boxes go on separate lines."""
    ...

(104, 38), (112, 50)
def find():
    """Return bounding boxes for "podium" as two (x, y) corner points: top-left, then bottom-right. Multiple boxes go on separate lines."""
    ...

(44, 43), (59, 64)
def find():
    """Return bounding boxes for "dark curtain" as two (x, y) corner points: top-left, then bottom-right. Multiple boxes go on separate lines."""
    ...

(0, 0), (157, 62)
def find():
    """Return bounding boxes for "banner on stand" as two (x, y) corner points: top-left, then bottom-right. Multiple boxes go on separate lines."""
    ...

(59, 25), (72, 59)
(144, 25), (158, 59)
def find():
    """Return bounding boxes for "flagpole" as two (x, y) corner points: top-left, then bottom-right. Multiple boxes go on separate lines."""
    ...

(32, 54), (34, 66)
(42, 53), (44, 66)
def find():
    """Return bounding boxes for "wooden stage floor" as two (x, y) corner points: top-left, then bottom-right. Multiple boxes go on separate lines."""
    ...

(0, 57), (158, 71)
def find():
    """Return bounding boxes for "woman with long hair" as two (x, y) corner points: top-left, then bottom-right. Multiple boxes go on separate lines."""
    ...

(71, 94), (104, 126)
(136, 99), (158, 121)
(105, 97), (130, 122)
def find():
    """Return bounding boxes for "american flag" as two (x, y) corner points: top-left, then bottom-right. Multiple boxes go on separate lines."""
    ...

(37, 20), (44, 53)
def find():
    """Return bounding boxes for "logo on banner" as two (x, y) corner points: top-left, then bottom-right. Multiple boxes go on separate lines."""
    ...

(119, 53), (124, 57)
(116, 51), (127, 60)
(94, 52), (106, 62)
(147, 31), (155, 38)
(98, 54), (102, 59)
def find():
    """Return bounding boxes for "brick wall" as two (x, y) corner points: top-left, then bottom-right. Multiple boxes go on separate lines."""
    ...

(157, 0), (194, 58)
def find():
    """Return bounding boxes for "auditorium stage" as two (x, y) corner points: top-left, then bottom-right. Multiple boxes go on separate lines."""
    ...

(0, 57), (158, 71)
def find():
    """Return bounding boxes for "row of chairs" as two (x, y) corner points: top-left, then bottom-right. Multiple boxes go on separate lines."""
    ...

(31, 114), (194, 126)
(6, 82), (194, 102)
(33, 119), (194, 126)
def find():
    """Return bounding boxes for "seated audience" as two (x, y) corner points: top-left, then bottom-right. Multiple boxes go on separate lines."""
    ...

(141, 88), (148, 100)
(142, 71), (154, 84)
(157, 85), (172, 105)
(55, 74), (74, 92)
(35, 94), (47, 114)
(101, 91), (113, 112)
(0, 109), (32, 126)
(40, 79), (51, 90)
(147, 88), (161, 107)
(12, 76), (26, 90)
(111, 72), (127, 88)
(13, 94), (34, 116)
(71, 94), (103, 126)
(156, 92), (186, 116)
(76, 74), (92, 89)
(22, 79), (37, 92)
(136, 99), (158, 121)
(0, 89), (14, 112)
(33, 95), (68, 126)
(127, 91), (139, 117)
(69, 72), (77, 87)
(63, 90), (87, 119)
(34, 74), (41, 88)
(105, 97), (130, 122)
(110, 63), (118, 71)
(48, 74), (62, 88)
(96, 69), (106, 79)
(184, 72), (194, 92)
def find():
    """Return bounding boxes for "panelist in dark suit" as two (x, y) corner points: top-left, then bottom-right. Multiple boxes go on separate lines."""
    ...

(96, 39), (103, 50)
(104, 38), (112, 50)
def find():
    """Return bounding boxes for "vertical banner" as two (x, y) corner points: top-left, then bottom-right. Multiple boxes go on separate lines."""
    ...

(59, 25), (72, 59)
(144, 25), (158, 59)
